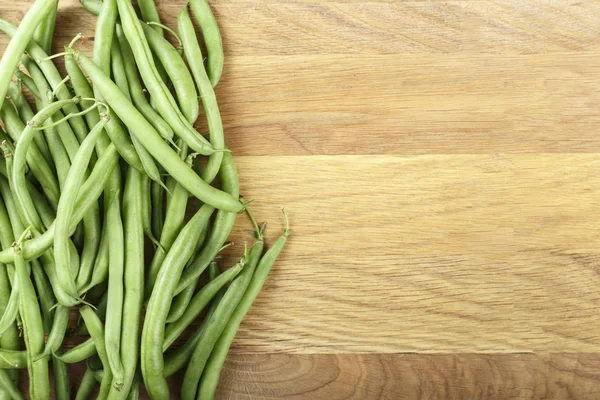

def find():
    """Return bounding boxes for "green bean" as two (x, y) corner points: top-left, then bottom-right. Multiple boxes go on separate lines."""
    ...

(52, 353), (70, 400)
(200, 214), (290, 399)
(163, 263), (223, 377)
(56, 338), (96, 364)
(79, 306), (113, 399)
(33, 0), (58, 54)
(75, 367), (97, 400)
(115, 0), (215, 154)
(104, 187), (125, 389)
(0, 196), (19, 356)
(181, 239), (265, 400)
(38, 306), (69, 360)
(178, 6), (224, 183)
(126, 380), (139, 400)
(141, 204), (215, 399)
(14, 242), (50, 400)
(0, 370), (22, 400)
(107, 167), (144, 399)
(145, 168), (188, 298)
(0, 143), (119, 265)
(14, 71), (40, 100)
(7, 82), (52, 164)
(116, 24), (174, 142)
(54, 112), (109, 305)
(142, 23), (199, 124)
(165, 274), (198, 324)
(81, 224), (109, 293)
(72, 50), (242, 212)
(25, 62), (73, 190)
(30, 262), (54, 333)
(176, 152), (240, 294)
(163, 263), (243, 351)
(77, 199), (102, 295)
(190, 0), (224, 87)
(140, 175), (154, 245)
(0, 20), (89, 144)
(151, 179), (164, 240)
(0, 0), (57, 111)
(0, 350), (26, 370)
(110, 36), (163, 187)
(0, 102), (60, 205)
(80, 0), (103, 15)
(138, 0), (163, 36)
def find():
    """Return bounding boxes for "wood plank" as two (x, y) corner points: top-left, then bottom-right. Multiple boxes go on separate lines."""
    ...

(215, 353), (600, 400)
(188, 154), (600, 353)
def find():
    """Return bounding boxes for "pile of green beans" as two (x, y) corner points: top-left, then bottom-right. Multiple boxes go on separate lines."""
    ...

(0, 1), (290, 399)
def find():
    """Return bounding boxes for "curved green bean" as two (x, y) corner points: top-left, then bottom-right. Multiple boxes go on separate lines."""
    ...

(175, 152), (240, 294)
(116, 24), (174, 142)
(56, 338), (96, 364)
(142, 23), (199, 123)
(190, 0), (224, 87)
(163, 262), (224, 377)
(72, 50), (242, 212)
(141, 204), (215, 399)
(79, 306), (113, 399)
(178, 6), (224, 183)
(200, 213), (290, 399)
(163, 263), (244, 351)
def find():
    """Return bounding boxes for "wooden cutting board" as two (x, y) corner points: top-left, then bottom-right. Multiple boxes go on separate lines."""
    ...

(2, 0), (600, 398)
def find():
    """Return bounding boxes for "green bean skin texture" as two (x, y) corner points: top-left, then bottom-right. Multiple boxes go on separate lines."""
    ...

(115, 0), (214, 154)
(181, 242), (263, 400)
(73, 50), (243, 213)
(0, 144), (119, 265)
(15, 249), (50, 400)
(163, 263), (244, 351)
(107, 167), (144, 400)
(116, 25), (174, 142)
(141, 204), (215, 399)
(0, 370), (22, 400)
(0, 102), (60, 205)
(200, 223), (291, 399)
(176, 152), (240, 294)
(75, 367), (97, 400)
(178, 6), (224, 183)
(190, 0), (224, 87)
(0, 0), (57, 111)
(56, 338), (96, 364)
(79, 306), (113, 399)
(141, 23), (199, 124)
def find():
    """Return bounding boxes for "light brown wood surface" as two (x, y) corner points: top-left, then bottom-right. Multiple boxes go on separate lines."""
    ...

(2, 0), (600, 399)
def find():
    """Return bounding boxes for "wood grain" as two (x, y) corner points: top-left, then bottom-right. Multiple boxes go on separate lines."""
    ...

(1, 0), (600, 398)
